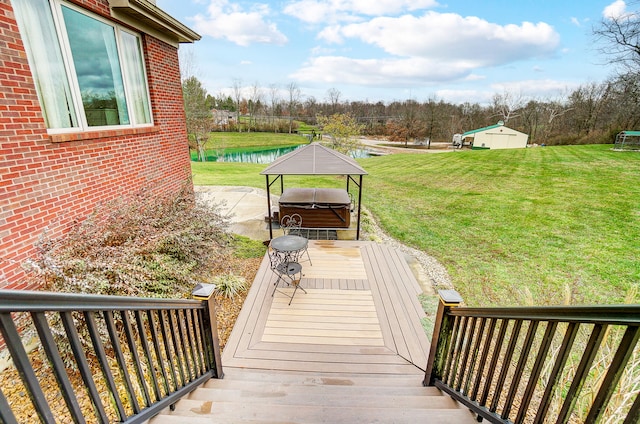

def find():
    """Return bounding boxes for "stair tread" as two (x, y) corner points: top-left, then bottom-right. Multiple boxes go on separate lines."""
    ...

(204, 378), (442, 396)
(221, 368), (425, 387)
(186, 390), (459, 409)
(151, 401), (477, 424)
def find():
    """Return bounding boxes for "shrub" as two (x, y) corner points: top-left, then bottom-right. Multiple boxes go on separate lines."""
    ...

(212, 273), (247, 299)
(24, 182), (231, 298)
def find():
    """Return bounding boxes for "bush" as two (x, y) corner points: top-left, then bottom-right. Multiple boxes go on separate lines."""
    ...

(212, 273), (248, 299)
(25, 182), (231, 298)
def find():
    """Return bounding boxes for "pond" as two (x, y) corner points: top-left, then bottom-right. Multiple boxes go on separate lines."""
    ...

(192, 144), (371, 163)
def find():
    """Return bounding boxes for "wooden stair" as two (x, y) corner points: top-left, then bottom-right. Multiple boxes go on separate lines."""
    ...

(149, 368), (477, 423)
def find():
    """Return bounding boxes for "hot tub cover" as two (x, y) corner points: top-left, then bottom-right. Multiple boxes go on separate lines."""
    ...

(279, 188), (350, 206)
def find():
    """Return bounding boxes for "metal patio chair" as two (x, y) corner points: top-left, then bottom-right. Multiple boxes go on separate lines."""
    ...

(268, 246), (306, 305)
(280, 213), (312, 265)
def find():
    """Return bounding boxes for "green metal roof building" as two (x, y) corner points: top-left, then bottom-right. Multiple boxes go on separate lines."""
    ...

(461, 121), (529, 150)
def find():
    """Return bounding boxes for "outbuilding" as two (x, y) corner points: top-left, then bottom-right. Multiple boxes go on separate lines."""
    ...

(462, 121), (529, 150)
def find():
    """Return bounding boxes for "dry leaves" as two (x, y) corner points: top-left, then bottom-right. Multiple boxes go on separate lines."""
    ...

(0, 255), (263, 422)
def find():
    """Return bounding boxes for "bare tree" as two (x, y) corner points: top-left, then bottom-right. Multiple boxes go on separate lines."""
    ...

(491, 90), (525, 123)
(593, 1), (640, 72)
(286, 82), (301, 134)
(268, 84), (280, 131)
(182, 76), (212, 161)
(568, 81), (610, 135)
(178, 46), (199, 82)
(247, 81), (263, 132)
(232, 78), (243, 132)
(326, 88), (342, 114)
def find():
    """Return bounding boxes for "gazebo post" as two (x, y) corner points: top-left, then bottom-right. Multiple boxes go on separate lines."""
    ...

(356, 174), (363, 240)
(265, 175), (273, 239)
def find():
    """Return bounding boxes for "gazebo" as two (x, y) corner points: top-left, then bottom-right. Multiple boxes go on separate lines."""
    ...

(260, 143), (368, 240)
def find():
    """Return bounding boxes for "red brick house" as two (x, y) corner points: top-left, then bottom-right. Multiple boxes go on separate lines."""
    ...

(0, 0), (200, 289)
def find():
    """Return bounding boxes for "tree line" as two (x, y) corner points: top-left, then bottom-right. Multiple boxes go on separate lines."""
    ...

(183, 4), (640, 152)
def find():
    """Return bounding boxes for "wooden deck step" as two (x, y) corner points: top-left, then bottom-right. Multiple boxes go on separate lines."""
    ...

(220, 367), (426, 387)
(151, 401), (477, 424)
(150, 404), (477, 424)
(149, 369), (477, 424)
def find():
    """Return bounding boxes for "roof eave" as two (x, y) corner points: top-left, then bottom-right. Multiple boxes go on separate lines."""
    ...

(108, 0), (201, 43)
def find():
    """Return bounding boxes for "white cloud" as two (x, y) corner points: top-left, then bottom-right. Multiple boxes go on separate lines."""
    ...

(292, 11), (563, 95)
(437, 78), (578, 105)
(337, 12), (559, 65)
(283, 0), (439, 24)
(603, 1), (627, 19)
(435, 88), (494, 105)
(317, 25), (345, 44)
(193, 0), (287, 46)
(490, 79), (576, 98)
(291, 55), (470, 86)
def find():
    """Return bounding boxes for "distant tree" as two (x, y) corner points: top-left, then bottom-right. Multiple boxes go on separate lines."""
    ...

(182, 76), (212, 161)
(399, 99), (423, 146)
(385, 120), (409, 142)
(593, 0), (640, 72)
(491, 90), (524, 123)
(247, 81), (262, 132)
(232, 78), (243, 132)
(567, 82), (610, 136)
(213, 94), (235, 111)
(316, 113), (363, 155)
(268, 84), (280, 131)
(286, 82), (301, 134)
(326, 88), (342, 114)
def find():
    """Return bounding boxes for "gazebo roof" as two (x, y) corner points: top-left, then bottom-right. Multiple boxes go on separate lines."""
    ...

(260, 142), (368, 176)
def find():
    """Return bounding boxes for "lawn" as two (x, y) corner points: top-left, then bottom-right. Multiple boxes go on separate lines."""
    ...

(192, 132), (310, 162)
(191, 142), (640, 307)
(205, 131), (308, 148)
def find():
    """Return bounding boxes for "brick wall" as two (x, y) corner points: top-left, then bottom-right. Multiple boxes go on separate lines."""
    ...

(0, 0), (193, 289)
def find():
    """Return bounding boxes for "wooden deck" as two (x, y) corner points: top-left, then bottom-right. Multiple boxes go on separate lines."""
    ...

(222, 240), (430, 377)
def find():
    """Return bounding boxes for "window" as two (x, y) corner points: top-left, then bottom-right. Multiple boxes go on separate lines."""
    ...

(12, 0), (152, 132)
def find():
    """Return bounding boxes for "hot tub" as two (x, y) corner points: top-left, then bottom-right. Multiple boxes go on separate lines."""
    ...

(278, 188), (351, 228)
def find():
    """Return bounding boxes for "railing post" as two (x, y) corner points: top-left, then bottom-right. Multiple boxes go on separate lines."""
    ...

(192, 283), (224, 379)
(424, 289), (463, 386)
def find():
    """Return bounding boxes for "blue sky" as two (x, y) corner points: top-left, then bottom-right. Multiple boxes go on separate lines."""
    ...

(156, 0), (630, 105)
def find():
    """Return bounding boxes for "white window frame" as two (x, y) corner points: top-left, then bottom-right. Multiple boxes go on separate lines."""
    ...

(21, 0), (154, 133)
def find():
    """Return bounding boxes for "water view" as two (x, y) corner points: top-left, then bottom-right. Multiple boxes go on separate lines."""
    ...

(193, 145), (371, 163)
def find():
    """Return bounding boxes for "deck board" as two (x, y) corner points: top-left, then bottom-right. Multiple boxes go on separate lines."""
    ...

(222, 240), (430, 376)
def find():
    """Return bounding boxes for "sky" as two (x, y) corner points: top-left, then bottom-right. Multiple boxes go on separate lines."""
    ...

(155, 0), (631, 105)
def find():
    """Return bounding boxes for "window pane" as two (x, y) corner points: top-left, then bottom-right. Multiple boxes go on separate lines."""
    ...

(12, 0), (78, 129)
(120, 31), (151, 124)
(61, 6), (129, 126)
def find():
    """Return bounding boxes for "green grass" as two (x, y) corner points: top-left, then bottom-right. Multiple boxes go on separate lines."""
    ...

(192, 132), (311, 161)
(359, 145), (640, 306)
(191, 143), (640, 307)
(206, 132), (308, 148)
(231, 235), (269, 259)
(191, 162), (346, 188)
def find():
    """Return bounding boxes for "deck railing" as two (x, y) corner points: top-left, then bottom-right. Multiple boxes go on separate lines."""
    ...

(0, 289), (222, 424)
(425, 290), (640, 424)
